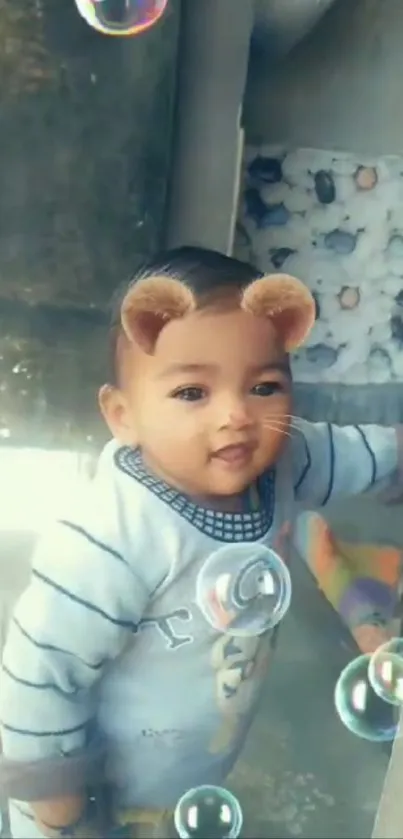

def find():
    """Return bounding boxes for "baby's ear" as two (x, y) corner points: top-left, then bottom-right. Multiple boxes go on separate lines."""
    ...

(120, 275), (196, 354)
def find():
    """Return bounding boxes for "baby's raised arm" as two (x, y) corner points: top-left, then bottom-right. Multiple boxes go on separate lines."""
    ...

(292, 419), (401, 507)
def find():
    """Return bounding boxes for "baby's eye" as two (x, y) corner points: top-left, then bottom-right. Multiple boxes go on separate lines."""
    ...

(251, 381), (284, 397)
(171, 386), (206, 402)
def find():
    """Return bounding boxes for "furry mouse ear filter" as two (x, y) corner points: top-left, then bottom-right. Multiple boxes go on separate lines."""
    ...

(241, 273), (316, 351)
(120, 275), (196, 354)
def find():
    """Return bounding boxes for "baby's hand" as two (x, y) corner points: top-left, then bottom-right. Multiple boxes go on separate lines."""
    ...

(35, 798), (107, 838)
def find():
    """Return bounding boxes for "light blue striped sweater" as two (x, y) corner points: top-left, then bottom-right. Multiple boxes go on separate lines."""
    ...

(0, 421), (398, 836)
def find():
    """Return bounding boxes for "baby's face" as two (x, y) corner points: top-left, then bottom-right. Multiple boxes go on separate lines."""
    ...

(102, 306), (292, 502)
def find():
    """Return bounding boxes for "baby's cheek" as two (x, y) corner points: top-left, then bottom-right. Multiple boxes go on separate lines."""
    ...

(147, 414), (206, 472)
(260, 426), (289, 468)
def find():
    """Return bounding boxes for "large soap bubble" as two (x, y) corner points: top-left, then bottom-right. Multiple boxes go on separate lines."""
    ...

(196, 544), (292, 636)
(334, 654), (399, 742)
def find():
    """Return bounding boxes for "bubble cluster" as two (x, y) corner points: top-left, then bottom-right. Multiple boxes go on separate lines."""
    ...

(334, 653), (399, 742)
(174, 785), (243, 839)
(368, 638), (403, 706)
(196, 544), (292, 636)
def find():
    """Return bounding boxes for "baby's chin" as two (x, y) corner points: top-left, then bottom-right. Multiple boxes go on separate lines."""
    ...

(200, 469), (264, 500)
(138, 447), (270, 501)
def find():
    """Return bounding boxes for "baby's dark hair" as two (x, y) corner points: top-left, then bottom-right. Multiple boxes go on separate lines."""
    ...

(108, 245), (263, 385)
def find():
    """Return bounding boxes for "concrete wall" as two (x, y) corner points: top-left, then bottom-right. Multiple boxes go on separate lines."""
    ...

(245, 0), (403, 156)
(0, 0), (179, 453)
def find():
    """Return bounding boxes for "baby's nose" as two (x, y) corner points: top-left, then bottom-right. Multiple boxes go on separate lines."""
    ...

(223, 397), (252, 430)
(229, 408), (251, 429)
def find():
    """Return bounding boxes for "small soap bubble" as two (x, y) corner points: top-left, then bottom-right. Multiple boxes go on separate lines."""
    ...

(334, 654), (399, 742)
(74, 0), (167, 36)
(369, 638), (403, 706)
(174, 785), (243, 839)
(196, 544), (292, 636)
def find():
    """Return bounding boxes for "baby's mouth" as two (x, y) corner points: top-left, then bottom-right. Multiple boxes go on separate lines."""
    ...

(212, 443), (255, 466)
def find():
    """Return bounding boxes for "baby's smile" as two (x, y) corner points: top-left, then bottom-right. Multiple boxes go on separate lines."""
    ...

(210, 441), (257, 468)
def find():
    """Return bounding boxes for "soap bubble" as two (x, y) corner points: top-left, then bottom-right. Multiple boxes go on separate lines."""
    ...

(334, 654), (399, 742)
(196, 544), (292, 636)
(74, 0), (168, 37)
(174, 785), (243, 839)
(369, 638), (403, 706)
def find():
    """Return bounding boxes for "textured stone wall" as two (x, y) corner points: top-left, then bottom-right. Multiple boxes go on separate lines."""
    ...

(236, 145), (403, 423)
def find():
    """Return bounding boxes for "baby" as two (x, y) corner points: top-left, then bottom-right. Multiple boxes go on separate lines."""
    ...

(0, 246), (401, 839)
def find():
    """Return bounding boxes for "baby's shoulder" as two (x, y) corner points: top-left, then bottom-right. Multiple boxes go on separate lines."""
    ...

(56, 440), (149, 543)
(31, 442), (166, 590)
